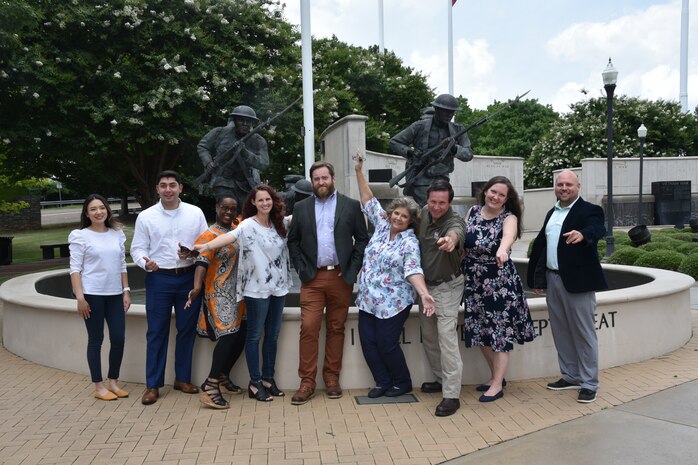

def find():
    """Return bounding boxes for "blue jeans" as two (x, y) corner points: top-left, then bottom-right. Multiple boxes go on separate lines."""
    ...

(359, 306), (412, 389)
(144, 270), (201, 388)
(84, 294), (125, 383)
(244, 295), (285, 382)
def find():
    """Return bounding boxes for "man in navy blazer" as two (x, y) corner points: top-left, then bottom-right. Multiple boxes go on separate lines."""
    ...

(527, 170), (607, 403)
(287, 161), (368, 405)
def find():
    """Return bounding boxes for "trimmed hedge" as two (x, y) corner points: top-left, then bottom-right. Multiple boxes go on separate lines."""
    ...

(607, 246), (647, 265)
(678, 253), (698, 280)
(634, 250), (685, 272)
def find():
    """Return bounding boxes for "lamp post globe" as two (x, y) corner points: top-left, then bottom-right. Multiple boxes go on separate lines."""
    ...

(603, 58), (618, 258)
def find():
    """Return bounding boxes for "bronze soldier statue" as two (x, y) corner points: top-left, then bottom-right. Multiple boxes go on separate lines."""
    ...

(389, 94), (474, 206)
(197, 105), (269, 205)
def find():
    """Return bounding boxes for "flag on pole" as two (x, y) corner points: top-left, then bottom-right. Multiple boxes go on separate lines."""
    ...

(452, 0), (457, 5)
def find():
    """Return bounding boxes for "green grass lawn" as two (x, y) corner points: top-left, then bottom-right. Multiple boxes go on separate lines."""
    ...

(7, 222), (136, 264)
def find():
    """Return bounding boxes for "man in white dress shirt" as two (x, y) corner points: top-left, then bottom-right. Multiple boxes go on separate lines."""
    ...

(131, 170), (208, 405)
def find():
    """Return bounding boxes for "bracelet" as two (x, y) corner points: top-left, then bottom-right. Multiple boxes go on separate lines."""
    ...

(123, 287), (131, 293)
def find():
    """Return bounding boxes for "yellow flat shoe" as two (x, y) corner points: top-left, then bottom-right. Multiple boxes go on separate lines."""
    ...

(94, 391), (118, 401)
(108, 388), (129, 398)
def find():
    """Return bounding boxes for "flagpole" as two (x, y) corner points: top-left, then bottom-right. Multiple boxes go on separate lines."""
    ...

(300, 0), (315, 178)
(679, 0), (688, 112)
(448, 0), (454, 95)
(378, 0), (384, 54)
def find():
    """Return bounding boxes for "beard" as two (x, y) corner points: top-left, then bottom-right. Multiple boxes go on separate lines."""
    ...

(313, 183), (335, 199)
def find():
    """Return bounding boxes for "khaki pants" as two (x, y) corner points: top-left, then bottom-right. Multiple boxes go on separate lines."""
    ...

(419, 275), (464, 399)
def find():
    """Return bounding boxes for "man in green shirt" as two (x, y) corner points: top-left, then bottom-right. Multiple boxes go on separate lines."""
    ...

(416, 180), (465, 417)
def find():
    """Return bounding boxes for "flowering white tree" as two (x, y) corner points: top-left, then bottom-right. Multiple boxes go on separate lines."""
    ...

(0, 0), (299, 206)
(525, 96), (698, 188)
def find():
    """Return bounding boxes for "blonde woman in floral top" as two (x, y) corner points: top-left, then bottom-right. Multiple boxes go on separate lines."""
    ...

(354, 153), (436, 398)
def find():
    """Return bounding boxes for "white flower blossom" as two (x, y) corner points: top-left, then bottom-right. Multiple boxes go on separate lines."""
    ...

(0, 71), (7, 78)
(173, 88), (183, 95)
(32, 92), (40, 99)
(35, 61), (43, 67)
(184, 28), (191, 34)
(221, 18), (229, 25)
(110, 119), (118, 125)
(113, 72), (121, 78)
(174, 65), (187, 73)
(190, 34), (197, 41)
(34, 137), (41, 143)
(163, 63), (172, 70)
(2, 139), (10, 144)
(128, 117), (144, 125)
(133, 104), (143, 113)
(201, 94), (210, 101)
(46, 130), (52, 136)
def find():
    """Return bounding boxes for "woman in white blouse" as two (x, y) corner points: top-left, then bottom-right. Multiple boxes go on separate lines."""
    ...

(191, 184), (292, 402)
(69, 194), (131, 401)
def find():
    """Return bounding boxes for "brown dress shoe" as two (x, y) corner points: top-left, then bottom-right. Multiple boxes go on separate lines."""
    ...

(326, 382), (343, 399)
(173, 381), (199, 394)
(291, 386), (315, 405)
(142, 388), (159, 405)
(435, 398), (460, 417)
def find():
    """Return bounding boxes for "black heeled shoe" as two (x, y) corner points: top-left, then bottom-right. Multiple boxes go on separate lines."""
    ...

(218, 376), (243, 394)
(262, 378), (285, 397)
(248, 380), (273, 402)
(200, 378), (229, 409)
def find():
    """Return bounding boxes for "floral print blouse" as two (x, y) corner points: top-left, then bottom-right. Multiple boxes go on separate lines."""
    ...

(355, 198), (423, 319)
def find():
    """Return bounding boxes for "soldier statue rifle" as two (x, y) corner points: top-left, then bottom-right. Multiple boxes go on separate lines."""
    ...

(389, 90), (530, 190)
(195, 95), (302, 190)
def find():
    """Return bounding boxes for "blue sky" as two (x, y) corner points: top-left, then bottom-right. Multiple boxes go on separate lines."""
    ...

(282, 0), (697, 113)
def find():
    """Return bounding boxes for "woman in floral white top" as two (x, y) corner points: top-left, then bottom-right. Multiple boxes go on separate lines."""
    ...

(354, 153), (436, 398)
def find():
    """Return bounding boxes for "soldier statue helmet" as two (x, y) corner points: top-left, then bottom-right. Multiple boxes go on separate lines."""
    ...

(430, 94), (461, 126)
(228, 105), (258, 137)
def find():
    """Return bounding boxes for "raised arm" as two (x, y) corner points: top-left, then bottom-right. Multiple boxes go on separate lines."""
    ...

(353, 151), (374, 206)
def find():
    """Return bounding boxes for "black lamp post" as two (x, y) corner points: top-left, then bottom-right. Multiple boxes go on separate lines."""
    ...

(628, 123), (651, 246)
(602, 58), (618, 257)
(637, 124), (647, 224)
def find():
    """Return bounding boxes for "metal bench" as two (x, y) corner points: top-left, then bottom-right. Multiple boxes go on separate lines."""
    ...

(40, 243), (70, 260)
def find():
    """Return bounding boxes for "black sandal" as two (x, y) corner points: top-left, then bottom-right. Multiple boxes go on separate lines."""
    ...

(199, 378), (229, 409)
(218, 376), (243, 394)
(248, 380), (273, 402)
(262, 378), (285, 397)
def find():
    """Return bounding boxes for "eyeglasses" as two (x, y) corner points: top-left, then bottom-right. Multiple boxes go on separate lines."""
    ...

(218, 206), (237, 213)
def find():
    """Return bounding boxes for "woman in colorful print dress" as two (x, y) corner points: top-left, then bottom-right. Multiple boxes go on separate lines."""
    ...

(354, 153), (436, 398)
(462, 176), (536, 403)
(185, 196), (247, 409)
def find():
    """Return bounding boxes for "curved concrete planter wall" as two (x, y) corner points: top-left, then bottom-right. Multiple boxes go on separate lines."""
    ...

(1, 260), (693, 389)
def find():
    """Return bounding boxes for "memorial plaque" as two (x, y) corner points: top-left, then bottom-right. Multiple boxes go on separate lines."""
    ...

(651, 181), (691, 226)
(368, 169), (394, 183)
(471, 181), (487, 198)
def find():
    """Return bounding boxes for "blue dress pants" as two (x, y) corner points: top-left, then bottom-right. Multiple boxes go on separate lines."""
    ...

(144, 270), (201, 389)
(359, 306), (412, 390)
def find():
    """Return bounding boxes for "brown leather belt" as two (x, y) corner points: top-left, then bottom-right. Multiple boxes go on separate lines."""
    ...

(157, 265), (195, 275)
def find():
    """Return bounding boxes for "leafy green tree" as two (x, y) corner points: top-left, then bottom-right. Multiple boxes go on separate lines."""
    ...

(1, 0), (300, 206)
(525, 96), (698, 188)
(457, 99), (558, 159)
(310, 37), (433, 155)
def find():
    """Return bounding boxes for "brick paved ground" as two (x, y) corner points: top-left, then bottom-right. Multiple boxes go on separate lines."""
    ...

(1, 310), (696, 465)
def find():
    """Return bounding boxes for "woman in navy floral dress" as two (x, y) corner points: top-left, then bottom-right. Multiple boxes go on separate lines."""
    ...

(462, 176), (535, 403)
(354, 153), (436, 399)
